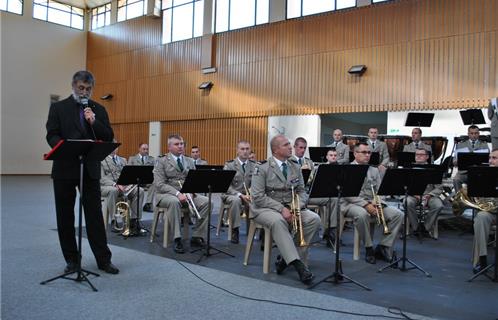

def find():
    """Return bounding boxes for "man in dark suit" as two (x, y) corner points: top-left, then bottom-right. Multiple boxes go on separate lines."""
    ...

(45, 70), (119, 274)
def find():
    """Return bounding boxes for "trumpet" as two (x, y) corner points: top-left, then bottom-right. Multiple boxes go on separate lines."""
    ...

(290, 185), (307, 247)
(243, 182), (252, 203)
(370, 184), (391, 235)
(177, 181), (202, 220)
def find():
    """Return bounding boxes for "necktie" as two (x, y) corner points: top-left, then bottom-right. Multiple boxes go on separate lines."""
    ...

(242, 162), (246, 173)
(281, 162), (288, 179)
(415, 142), (419, 148)
(79, 107), (86, 130)
(177, 157), (184, 171)
(372, 141), (375, 149)
(141, 156), (145, 164)
(471, 141), (475, 149)
(113, 156), (118, 165)
(298, 158), (302, 166)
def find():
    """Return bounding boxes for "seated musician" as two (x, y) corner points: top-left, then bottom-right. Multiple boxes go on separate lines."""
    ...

(128, 143), (156, 212)
(153, 134), (210, 254)
(251, 135), (320, 284)
(326, 129), (350, 164)
(342, 142), (403, 264)
(308, 148), (339, 248)
(403, 128), (432, 154)
(101, 147), (144, 233)
(453, 125), (490, 191)
(191, 145), (208, 165)
(405, 148), (444, 237)
(291, 137), (314, 170)
(472, 149), (498, 274)
(221, 140), (255, 244)
(367, 127), (390, 170)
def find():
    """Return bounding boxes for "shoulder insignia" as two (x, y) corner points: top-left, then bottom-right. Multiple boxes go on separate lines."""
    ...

(290, 159), (299, 164)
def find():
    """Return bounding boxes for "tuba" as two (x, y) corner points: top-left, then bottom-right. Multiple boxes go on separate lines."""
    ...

(370, 184), (391, 235)
(115, 201), (132, 236)
(452, 185), (498, 216)
(290, 185), (307, 247)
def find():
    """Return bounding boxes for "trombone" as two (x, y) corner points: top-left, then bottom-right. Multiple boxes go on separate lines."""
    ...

(370, 183), (391, 235)
(243, 182), (252, 203)
(178, 181), (202, 220)
(290, 185), (307, 247)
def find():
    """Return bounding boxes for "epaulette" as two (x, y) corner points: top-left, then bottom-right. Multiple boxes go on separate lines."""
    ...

(248, 159), (256, 163)
(257, 160), (267, 165)
(226, 159), (235, 163)
(158, 154), (167, 158)
(290, 159), (299, 164)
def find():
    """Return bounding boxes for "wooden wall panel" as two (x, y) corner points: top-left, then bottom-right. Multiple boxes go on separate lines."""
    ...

(87, 0), (498, 125)
(111, 122), (149, 160)
(160, 117), (268, 165)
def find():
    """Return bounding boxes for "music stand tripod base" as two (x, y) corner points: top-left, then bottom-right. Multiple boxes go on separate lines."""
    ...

(40, 268), (100, 292)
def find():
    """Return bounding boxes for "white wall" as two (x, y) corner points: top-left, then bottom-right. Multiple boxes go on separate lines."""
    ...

(1, 1), (87, 174)
(267, 115), (321, 158)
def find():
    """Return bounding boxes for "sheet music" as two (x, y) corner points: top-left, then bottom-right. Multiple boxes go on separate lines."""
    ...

(473, 148), (489, 153)
(455, 147), (470, 154)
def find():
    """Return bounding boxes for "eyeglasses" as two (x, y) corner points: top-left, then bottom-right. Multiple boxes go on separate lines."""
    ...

(77, 85), (93, 92)
(355, 151), (372, 155)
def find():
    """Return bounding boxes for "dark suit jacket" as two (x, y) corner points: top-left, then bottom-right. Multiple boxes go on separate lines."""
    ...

(46, 95), (114, 180)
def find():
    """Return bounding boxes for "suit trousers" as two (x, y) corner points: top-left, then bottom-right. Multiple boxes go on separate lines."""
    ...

(253, 209), (320, 265)
(473, 211), (496, 258)
(53, 177), (111, 265)
(156, 193), (210, 239)
(405, 196), (444, 232)
(307, 197), (338, 229)
(345, 205), (403, 248)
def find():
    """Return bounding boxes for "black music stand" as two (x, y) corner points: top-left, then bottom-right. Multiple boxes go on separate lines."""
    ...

(195, 165), (224, 170)
(459, 109), (486, 125)
(41, 139), (120, 292)
(405, 112), (434, 127)
(467, 166), (498, 282)
(309, 147), (330, 163)
(377, 168), (435, 277)
(457, 152), (490, 170)
(308, 164), (371, 291)
(116, 165), (154, 237)
(396, 152), (415, 167)
(181, 169), (236, 263)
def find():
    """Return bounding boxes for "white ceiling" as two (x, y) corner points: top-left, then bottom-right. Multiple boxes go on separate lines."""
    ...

(57, 0), (109, 9)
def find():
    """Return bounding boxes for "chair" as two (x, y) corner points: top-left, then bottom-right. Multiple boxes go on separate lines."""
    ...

(243, 220), (273, 274)
(150, 206), (190, 248)
(216, 201), (233, 241)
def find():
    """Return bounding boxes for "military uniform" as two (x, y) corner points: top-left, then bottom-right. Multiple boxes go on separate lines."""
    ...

(193, 158), (208, 165)
(453, 139), (490, 190)
(101, 155), (144, 219)
(488, 101), (498, 150)
(473, 199), (498, 261)
(326, 141), (350, 164)
(341, 161), (403, 251)
(405, 184), (444, 233)
(403, 141), (432, 153)
(367, 139), (390, 166)
(221, 158), (256, 230)
(128, 153), (156, 205)
(250, 157), (320, 265)
(153, 153), (210, 240)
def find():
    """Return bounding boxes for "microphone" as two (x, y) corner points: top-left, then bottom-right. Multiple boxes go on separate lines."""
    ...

(79, 96), (96, 140)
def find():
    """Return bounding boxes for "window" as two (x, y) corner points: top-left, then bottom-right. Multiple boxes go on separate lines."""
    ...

(214, 0), (269, 33)
(117, 0), (147, 22)
(33, 0), (84, 30)
(162, 0), (204, 44)
(91, 3), (111, 30)
(0, 0), (23, 14)
(287, 0), (355, 19)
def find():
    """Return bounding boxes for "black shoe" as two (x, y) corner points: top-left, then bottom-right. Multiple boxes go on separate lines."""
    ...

(375, 245), (393, 262)
(231, 228), (239, 244)
(275, 255), (288, 275)
(190, 237), (205, 248)
(98, 262), (119, 274)
(64, 261), (78, 273)
(143, 203), (153, 212)
(174, 238), (185, 254)
(292, 260), (314, 284)
(365, 247), (376, 264)
(473, 256), (488, 274)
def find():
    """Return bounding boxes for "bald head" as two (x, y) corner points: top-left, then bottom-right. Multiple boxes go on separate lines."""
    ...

(270, 135), (292, 161)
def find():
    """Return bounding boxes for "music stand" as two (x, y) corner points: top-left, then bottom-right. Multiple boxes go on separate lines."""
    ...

(181, 169), (236, 263)
(41, 139), (120, 292)
(377, 168), (436, 277)
(396, 152), (415, 167)
(467, 166), (498, 282)
(459, 109), (486, 125)
(116, 165), (154, 237)
(195, 165), (224, 170)
(405, 112), (434, 127)
(457, 153), (490, 170)
(309, 147), (330, 163)
(308, 164), (371, 291)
